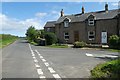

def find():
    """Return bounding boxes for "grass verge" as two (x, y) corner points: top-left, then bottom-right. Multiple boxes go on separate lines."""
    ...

(0, 34), (18, 48)
(91, 59), (120, 78)
(47, 44), (68, 48)
(107, 49), (120, 52)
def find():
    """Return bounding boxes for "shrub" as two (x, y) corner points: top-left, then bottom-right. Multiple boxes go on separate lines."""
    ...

(91, 59), (120, 78)
(73, 41), (86, 48)
(109, 35), (119, 49)
(44, 32), (57, 45)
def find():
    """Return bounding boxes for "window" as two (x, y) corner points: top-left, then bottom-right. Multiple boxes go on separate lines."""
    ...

(88, 19), (94, 26)
(64, 32), (69, 40)
(64, 20), (69, 27)
(88, 31), (95, 40)
(47, 28), (50, 32)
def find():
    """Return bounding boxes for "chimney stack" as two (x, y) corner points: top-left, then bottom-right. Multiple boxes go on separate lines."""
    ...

(82, 6), (85, 14)
(61, 9), (64, 17)
(105, 3), (108, 12)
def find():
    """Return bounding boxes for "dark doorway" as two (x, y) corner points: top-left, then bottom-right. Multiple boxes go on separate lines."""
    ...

(74, 31), (79, 42)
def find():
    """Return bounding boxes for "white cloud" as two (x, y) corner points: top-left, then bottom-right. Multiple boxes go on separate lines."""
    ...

(0, 13), (43, 36)
(111, 2), (118, 6)
(35, 12), (47, 18)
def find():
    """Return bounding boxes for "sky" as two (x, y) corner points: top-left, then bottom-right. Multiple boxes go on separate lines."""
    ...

(0, 1), (120, 37)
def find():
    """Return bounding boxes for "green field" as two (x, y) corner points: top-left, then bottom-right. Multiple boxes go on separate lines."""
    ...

(0, 34), (18, 48)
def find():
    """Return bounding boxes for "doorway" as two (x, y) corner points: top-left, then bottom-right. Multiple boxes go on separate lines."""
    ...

(74, 31), (79, 42)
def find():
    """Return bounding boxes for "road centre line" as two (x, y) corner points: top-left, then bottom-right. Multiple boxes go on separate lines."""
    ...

(40, 56), (43, 59)
(39, 76), (46, 78)
(35, 64), (40, 68)
(53, 74), (61, 79)
(48, 67), (56, 73)
(35, 49), (62, 79)
(29, 44), (46, 79)
(37, 69), (43, 75)
(34, 59), (38, 63)
(33, 56), (36, 59)
(42, 59), (46, 62)
(44, 62), (49, 67)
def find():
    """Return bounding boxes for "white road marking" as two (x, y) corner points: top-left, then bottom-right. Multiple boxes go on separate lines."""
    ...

(35, 49), (39, 53)
(35, 50), (41, 56)
(53, 74), (61, 78)
(105, 55), (118, 58)
(32, 54), (35, 57)
(35, 64), (40, 68)
(29, 44), (46, 78)
(40, 56), (43, 59)
(34, 59), (38, 63)
(39, 76), (46, 78)
(33, 56), (36, 59)
(37, 69), (43, 75)
(48, 67), (56, 73)
(42, 59), (46, 62)
(86, 53), (93, 56)
(44, 62), (49, 67)
(38, 54), (41, 56)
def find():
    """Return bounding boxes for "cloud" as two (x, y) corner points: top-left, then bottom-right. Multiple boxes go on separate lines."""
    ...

(0, 13), (43, 36)
(35, 12), (47, 18)
(111, 2), (118, 6)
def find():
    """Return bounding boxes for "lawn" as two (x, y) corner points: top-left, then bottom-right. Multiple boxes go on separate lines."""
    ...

(0, 34), (18, 48)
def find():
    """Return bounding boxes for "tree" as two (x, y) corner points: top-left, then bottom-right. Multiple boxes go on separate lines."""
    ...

(44, 32), (57, 45)
(25, 26), (37, 42)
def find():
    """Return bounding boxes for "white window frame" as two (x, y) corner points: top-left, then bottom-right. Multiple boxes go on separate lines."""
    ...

(64, 32), (69, 40)
(47, 28), (50, 32)
(88, 31), (95, 40)
(64, 20), (69, 27)
(88, 19), (94, 26)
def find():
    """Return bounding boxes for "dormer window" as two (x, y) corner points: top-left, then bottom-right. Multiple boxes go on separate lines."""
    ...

(64, 20), (69, 27)
(88, 19), (94, 26)
(87, 14), (95, 26)
(64, 17), (71, 28)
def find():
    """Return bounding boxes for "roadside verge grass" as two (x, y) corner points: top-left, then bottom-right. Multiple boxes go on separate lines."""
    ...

(0, 34), (18, 48)
(47, 44), (68, 48)
(91, 59), (120, 78)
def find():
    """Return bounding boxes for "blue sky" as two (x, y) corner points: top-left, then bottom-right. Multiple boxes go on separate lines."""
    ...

(1, 2), (119, 37)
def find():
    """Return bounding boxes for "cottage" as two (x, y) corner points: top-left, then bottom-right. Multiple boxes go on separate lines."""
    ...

(44, 4), (120, 44)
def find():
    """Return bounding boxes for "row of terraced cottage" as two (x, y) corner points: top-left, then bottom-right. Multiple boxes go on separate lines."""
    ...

(44, 4), (120, 44)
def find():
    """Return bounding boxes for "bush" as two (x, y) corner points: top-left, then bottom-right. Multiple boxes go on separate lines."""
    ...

(44, 32), (57, 45)
(109, 35), (119, 49)
(73, 41), (86, 48)
(91, 59), (120, 78)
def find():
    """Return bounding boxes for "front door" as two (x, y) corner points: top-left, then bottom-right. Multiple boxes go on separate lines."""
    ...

(101, 32), (107, 44)
(74, 31), (79, 42)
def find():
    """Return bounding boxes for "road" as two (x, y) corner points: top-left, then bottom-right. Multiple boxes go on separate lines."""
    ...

(1, 39), (119, 79)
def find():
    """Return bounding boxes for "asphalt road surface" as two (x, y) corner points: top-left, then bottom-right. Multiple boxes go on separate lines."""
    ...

(1, 39), (119, 79)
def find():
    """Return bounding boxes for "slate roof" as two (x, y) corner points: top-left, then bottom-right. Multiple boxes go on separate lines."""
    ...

(56, 9), (119, 24)
(44, 21), (56, 28)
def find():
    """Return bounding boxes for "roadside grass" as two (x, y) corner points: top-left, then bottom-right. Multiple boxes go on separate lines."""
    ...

(107, 49), (120, 52)
(47, 44), (68, 48)
(91, 58), (120, 78)
(0, 34), (18, 48)
(30, 41), (37, 45)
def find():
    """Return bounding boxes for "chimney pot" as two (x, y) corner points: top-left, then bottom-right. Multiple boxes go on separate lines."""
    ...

(61, 9), (64, 17)
(82, 6), (85, 14)
(105, 3), (108, 11)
